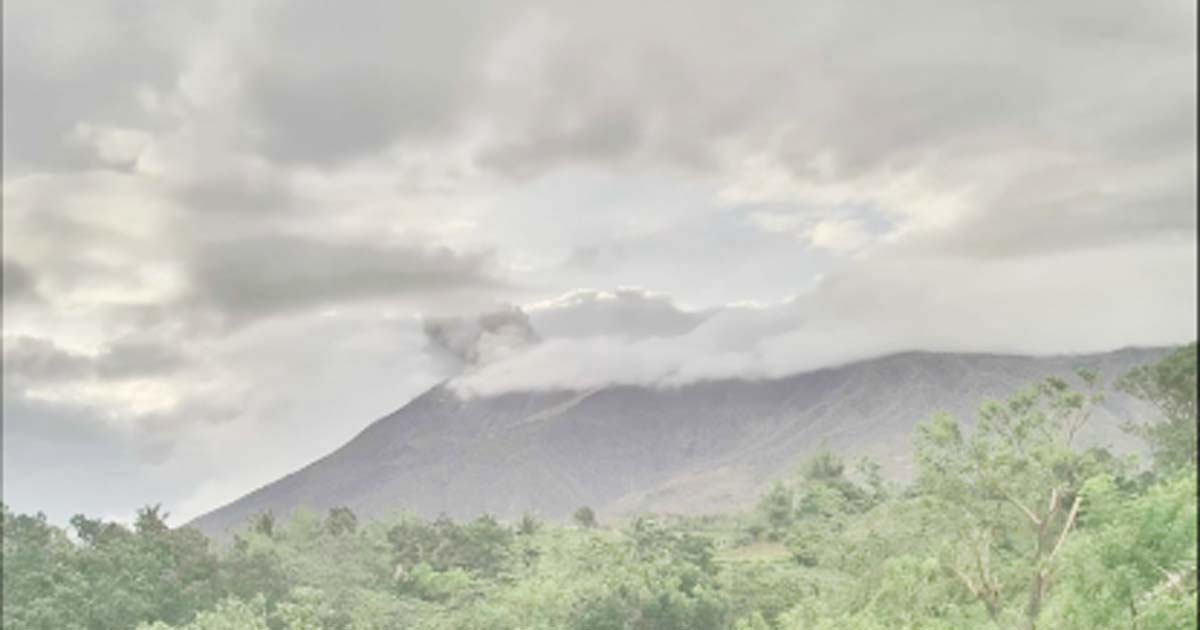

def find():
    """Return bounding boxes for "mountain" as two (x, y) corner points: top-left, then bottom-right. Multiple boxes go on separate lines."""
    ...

(189, 347), (1169, 535)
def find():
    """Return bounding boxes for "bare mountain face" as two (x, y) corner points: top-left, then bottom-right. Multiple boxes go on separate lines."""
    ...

(190, 348), (1168, 535)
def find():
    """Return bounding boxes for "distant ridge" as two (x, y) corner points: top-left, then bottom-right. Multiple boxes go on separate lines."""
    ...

(190, 347), (1170, 535)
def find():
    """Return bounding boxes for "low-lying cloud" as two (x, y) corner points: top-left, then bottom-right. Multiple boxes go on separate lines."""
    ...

(451, 242), (1197, 395)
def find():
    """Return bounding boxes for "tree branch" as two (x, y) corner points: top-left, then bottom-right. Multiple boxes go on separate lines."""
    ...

(1045, 488), (1060, 524)
(950, 565), (980, 598)
(1001, 489), (1043, 527)
(1048, 494), (1082, 563)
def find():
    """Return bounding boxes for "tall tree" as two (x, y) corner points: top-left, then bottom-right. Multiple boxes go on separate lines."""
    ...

(135, 504), (171, 536)
(1117, 343), (1198, 471)
(915, 371), (1108, 629)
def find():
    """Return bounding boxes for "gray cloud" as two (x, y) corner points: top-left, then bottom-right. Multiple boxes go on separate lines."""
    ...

(3, 335), (187, 384)
(0, 172), (181, 314)
(422, 306), (539, 371)
(488, 0), (1194, 266)
(2, 0), (1194, 524)
(2, 309), (440, 523)
(94, 339), (188, 380)
(6, 0), (1193, 188)
(2, 386), (179, 520)
(187, 234), (501, 324)
(2, 259), (39, 303)
(174, 168), (299, 217)
(909, 169), (1198, 259)
(0, 1), (201, 172)
(478, 107), (645, 178)
(7, 0), (1193, 260)
(466, 0), (1192, 177)
(238, 0), (521, 165)
(2, 337), (94, 383)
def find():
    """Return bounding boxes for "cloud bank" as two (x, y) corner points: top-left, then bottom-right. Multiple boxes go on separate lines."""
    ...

(452, 246), (1196, 395)
(3, 0), (1195, 523)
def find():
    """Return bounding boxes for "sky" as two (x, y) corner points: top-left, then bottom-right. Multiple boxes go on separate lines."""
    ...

(2, 0), (1196, 525)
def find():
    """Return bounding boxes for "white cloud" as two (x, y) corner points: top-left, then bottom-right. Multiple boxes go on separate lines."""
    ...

(69, 123), (155, 168)
(455, 238), (1197, 395)
(805, 218), (871, 253)
(751, 213), (875, 254)
(526, 287), (708, 339)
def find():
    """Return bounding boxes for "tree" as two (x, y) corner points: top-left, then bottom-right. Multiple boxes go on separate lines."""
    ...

(250, 510), (276, 538)
(517, 512), (541, 536)
(69, 513), (129, 547)
(274, 587), (334, 630)
(3, 507), (89, 630)
(853, 457), (890, 506)
(459, 514), (515, 577)
(135, 504), (171, 536)
(1117, 343), (1197, 471)
(1041, 473), (1197, 629)
(224, 530), (290, 607)
(135, 596), (270, 630)
(326, 506), (358, 536)
(802, 449), (846, 481)
(573, 506), (597, 529)
(758, 482), (794, 537)
(914, 371), (1108, 629)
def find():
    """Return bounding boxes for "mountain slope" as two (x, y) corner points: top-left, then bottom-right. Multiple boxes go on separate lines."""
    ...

(190, 347), (1168, 535)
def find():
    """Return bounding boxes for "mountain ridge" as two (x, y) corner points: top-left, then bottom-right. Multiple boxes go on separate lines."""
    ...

(189, 346), (1171, 535)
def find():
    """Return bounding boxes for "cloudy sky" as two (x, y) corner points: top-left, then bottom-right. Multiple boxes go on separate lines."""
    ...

(3, 0), (1196, 524)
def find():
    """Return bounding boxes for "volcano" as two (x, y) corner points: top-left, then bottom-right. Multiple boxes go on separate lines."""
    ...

(190, 347), (1167, 535)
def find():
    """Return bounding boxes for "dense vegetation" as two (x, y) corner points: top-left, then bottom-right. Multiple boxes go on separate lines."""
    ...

(3, 345), (1195, 630)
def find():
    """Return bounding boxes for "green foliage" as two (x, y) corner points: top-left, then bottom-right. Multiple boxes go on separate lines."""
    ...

(2, 507), (89, 630)
(1041, 472), (1197, 629)
(573, 506), (598, 529)
(250, 510), (277, 538)
(517, 512), (541, 536)
(913, 372), (1114, 626)
(136, 504), (172, 536)
(136, 596), (270, 630)
(325, 507), (358, 536)
(719, 560), (816, 624)
(732, 612), (771, 630)
(757, 482), (795, 538)
(3, 351), (1195, 630)
(1, 503), (224, 630)
(1117, 342), (1198, 471)
(387, 513), (515, 581)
